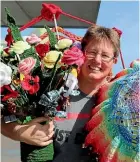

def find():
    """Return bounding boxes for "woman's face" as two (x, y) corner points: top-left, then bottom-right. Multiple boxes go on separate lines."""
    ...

(80, 39), (117, 82)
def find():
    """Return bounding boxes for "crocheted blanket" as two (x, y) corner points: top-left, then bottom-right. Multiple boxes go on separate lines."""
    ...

(85, 60), (139, 162)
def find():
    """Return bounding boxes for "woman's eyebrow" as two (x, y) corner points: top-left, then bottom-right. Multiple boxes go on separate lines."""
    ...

(88, 49), (97, 52)
(102, 52), (108, 54)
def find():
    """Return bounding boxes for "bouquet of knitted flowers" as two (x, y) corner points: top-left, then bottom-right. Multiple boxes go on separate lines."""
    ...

(0, 8), (84, 162)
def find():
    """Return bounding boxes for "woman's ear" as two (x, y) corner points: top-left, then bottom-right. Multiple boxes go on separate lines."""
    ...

(113, 58), (118, 64)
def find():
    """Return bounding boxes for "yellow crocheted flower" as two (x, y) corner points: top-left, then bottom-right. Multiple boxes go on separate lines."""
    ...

(9, 41), (31, 54)
(43, 51), (62, 68)
(55, 38), (73, 50)
(13, 73), (25, 85)
(70, 68), (78, 77)
(20, 73), (25, 81)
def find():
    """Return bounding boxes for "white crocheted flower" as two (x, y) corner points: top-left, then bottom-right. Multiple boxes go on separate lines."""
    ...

(55, 38), (73, 50)
(0, 62), (12, 87)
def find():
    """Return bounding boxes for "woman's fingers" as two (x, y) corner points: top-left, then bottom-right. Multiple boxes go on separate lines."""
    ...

(40, 139), (53, 147)
(30, 117), (48, 124)
(17, 117), (55, 146)
(42, 131), (54, 141)
(43, 121), (54, 133)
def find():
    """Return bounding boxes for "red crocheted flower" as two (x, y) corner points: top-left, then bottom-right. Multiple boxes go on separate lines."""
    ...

(41, 3), (62, 21)
(21, 75), (40, 94)
(35, 43), (50, 57)
(5, 32), (13, 47)
(1, 85), (19, 101)
(4, 47), (10, 54)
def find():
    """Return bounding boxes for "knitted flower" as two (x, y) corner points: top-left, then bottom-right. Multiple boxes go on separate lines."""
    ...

(0, 62), (12, 87)
(3, 48), (10, 57)
(9, 41), (31, 54)
(5, 32), (13, 47)
(70, 68), (78, 77)
(43, 51), (62, 68)
(26, 34), (41, 45)
(41, 3), (62, 21)
(18, 57), (37, 75)
(55, 38), (73, 50)
(35, 43), (50, 57)
(73, 41), (82, 50)
(1, 85), (19, 101)
(0, 45), (3, 54)
(63, 73), (78, 97)
(21, 75), (40, 94)
(61, 46), (84, 67)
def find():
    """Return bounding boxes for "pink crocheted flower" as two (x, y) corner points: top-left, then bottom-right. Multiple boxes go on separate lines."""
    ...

(26, 34), (41, 44)
(62, 46), (84, 67)
(18, 57), (36, 75)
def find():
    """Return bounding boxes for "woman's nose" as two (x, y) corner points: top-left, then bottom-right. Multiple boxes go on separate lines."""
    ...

(93, 54), (102, 64)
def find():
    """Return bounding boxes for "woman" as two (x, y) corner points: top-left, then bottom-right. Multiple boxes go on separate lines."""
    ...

(1, 25), (120, 162)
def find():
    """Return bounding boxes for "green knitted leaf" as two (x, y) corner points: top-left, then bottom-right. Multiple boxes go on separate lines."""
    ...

(5, 7), (23, 42)
(45, 25), (57, 48)
(22, 116), (32, 124)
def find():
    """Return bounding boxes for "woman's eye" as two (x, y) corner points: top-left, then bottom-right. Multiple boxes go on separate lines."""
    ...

(91, 52), (96, 55)
(102, 55), (109, 58)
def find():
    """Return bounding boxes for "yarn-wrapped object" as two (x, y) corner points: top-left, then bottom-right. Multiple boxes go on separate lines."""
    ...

(20, 142), (54, 162)
(85, 60), (139, 162)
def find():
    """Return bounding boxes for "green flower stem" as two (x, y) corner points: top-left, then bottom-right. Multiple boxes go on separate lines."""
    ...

(45, 53), (62, 92)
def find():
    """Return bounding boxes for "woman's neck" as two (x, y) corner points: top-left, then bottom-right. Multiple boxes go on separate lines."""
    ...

(78, 75), (107, 96)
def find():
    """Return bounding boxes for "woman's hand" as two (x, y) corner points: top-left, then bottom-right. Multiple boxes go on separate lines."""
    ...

(15, 117), (54, 146)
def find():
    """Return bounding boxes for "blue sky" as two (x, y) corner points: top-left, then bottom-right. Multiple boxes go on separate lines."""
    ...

(1, 1), (139, 75)
(97, 1), (139, 74)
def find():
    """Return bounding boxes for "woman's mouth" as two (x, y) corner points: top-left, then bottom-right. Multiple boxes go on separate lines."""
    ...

(88, 65), (101, 72)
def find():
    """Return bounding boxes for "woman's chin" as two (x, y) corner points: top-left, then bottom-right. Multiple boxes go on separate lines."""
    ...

(88, 76), (101, 81)
(88, 72), (103, 81)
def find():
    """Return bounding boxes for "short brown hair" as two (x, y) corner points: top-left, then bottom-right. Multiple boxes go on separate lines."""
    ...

(81, 25), (120, 57)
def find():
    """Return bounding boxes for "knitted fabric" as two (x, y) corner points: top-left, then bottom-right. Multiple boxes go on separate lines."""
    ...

(20, 142), (54, 162)
(85, 60), (139, 162)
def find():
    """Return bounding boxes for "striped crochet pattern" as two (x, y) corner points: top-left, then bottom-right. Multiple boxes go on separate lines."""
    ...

(85, 60), (139, 162)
